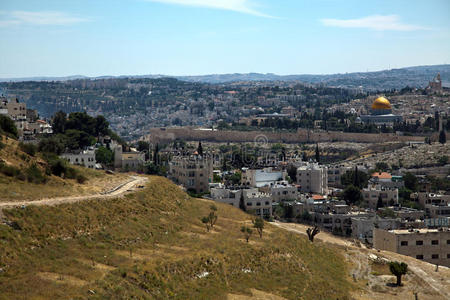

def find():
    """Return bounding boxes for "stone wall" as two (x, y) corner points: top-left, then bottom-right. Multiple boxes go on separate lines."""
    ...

(147, 127), (425, 144)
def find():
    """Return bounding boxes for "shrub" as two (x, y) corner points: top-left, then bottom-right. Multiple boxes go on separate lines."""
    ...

(19, 142), (37, 157)
(43, 153), (68, 177)
(76, 174), (88, 184)
(25, 164), (47, 184)
(64, 167), (78, 179)
(0, 162), (21, 177)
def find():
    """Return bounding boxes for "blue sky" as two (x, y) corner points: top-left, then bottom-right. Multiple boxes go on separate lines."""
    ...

(0, 0), (449, 77)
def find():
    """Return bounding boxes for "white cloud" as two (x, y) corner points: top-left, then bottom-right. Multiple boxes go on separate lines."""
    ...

(0, 11), (88, 27)
(146, 0), (274, 18)
(320, 15), (428, 31)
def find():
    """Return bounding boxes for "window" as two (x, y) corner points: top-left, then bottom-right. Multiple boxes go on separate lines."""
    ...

(400, 241), (408, 246)
(416, 240), (423, 245)
(447, 254), (450, 259)
(431, 254), (439, 259)
(431, 240), (439, 245)
(447, 240), (450, 245)
(246, 202), (252, 206)
(416, 255), (423, 260)
(265, 201), (270, 205)
(256, 202), (261, 206)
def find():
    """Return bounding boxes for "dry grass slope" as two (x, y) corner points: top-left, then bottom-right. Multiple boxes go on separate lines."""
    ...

(0, 176), (354, 299)
(0, 135), (128, 202)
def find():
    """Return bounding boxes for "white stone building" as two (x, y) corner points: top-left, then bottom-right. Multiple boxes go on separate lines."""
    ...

(296, 162), (328, 194)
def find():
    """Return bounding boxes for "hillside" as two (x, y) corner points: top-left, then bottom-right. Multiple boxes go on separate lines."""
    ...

(0, 176), (354, 299)
(0, 135), (129, 202)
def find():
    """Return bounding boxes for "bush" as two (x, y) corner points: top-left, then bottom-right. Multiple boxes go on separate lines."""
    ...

(43, 153), (68, 177)
(76, 174), (88, 184)
(0, 162), (21, 177)
(19, 142), (37, 156)
(25, 163), (47, 184)
(64, 167), (78, 179)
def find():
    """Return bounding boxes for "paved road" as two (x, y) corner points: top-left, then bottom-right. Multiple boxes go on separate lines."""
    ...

(0, 175), (148, 210)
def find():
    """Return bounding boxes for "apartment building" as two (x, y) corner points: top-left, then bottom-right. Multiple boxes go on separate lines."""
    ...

(243, 188), (272, 218)
(373, 228), (450, 267)
(259, 181), (299, 202)
(210, 186), (272, 218)
(362, 184), (398, 209)
(241, 167), (285, 188)
(296, 162), (328, 194)
(411, 192), (450, 218)
(169, 155), (213, 193)
(327, 164), (350, 188)
(352, 216), (400, 243)
(61, 149), (97, 169)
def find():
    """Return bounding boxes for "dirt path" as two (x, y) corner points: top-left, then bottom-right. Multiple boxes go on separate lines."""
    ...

(0, 175), (148, 210)
(271, 221), (450, 299)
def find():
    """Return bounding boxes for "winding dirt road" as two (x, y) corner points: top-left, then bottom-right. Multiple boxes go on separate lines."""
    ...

(0, 175), (148, 210)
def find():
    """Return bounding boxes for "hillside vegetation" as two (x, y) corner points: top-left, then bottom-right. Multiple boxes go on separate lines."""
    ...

(0, 135), (127, 202)
(0, 176), (354, 299)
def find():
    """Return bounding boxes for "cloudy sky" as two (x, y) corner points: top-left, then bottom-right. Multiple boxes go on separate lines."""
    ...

(0, 0), (449, 77)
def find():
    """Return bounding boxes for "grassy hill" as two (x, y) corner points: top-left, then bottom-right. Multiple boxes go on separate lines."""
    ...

(0, 175), (354, 299)
(0, 135), (128, 202)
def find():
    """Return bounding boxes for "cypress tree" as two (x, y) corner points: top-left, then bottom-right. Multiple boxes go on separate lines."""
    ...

(315, 143), (320, 163)
(197, 141), (203, 156)
(439, 130), (446, 144)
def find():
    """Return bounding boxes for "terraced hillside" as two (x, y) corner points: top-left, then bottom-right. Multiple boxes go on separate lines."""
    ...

(0, 176), (354, 299)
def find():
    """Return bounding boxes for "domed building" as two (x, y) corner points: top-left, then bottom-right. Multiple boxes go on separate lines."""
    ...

(360, 96), (402, 126)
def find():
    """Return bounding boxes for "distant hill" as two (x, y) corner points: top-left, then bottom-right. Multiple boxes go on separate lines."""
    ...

(1, 64), (449, 90)
(175, 64), (450, 90)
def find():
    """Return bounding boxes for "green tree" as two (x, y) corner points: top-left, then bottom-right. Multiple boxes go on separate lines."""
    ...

(376, 195), (384, 210)
(95, 115), (109, 137)
(153, 143), (159, 165)
(389, 261), (408, 286)
(65, 129), (94, 150)
(341, 169), (369, 189)
(38, 135), (66, 154)
(343, 184), (362, 205)
(240, 225), (252, 243)
(0, 115), (18, 138)
(239, 191), (246, 212)
(197, 141), (203, 156)
(201, 217), (211, 232)
(136, 141), (150, 152)
(306, 226), (320, 242)
(403, 172), (418, 191)
(51, 111), (67, 134)
(439, 130), (446, 144)
(95, 146), (113, 165)
(252, 217), (264, 238)
(287, 165), (297, 182)
(315, 143), (320, 163)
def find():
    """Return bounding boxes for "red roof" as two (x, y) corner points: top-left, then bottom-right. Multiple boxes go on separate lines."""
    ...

(312, 194), (325, 200)
(371, 172), (392, 179)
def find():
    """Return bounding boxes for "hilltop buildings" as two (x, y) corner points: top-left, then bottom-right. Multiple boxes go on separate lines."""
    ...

(0, 97), (52, 138)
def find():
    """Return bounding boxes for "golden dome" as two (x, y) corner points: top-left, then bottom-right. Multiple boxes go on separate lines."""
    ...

(371, 96), (392, 110)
